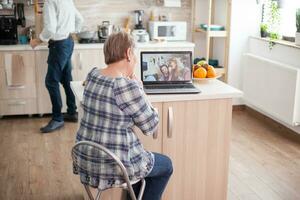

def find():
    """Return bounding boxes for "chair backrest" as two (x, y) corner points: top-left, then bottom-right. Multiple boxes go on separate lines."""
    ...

(71, 141), (137, 200)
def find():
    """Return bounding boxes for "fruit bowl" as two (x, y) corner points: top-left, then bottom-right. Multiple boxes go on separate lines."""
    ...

(193, 73), (222, 81)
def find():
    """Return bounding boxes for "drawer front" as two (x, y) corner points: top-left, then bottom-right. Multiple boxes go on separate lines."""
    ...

(0, 98), (37, 115)
(0, 65), (36, 99)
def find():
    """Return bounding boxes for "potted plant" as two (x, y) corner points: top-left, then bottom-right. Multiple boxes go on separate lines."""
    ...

(260, 23), (268, 37)
(296, 9), (300, 46)
(265, 0), (281, 49)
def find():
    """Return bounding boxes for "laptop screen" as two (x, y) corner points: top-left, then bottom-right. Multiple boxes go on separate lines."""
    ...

(141, 51), (192, 83)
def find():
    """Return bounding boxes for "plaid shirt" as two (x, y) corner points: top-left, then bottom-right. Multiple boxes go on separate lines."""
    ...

(74, 67), (159, 190)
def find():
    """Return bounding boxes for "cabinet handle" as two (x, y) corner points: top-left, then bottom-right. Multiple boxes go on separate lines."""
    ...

(167, 106), (173, 138)
(8, 101), (26, 106)
(153, 107), (158, 139)
(79, 53), (83, 70)
(153, 129), (158, 139)
(8, 85), (25, 90)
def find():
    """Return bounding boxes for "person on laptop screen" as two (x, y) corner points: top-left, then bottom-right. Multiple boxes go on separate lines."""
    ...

(142, 54), (191, 82)
(141, 51), (200, 94)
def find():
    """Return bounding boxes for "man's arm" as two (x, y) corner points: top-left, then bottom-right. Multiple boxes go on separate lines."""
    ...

(39, 0), (57, 42)
(30, 0), (57, 48)
(74, 7), (84, 33)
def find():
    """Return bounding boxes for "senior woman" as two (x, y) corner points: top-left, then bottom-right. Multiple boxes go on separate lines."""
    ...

(75, 31), (173, 200)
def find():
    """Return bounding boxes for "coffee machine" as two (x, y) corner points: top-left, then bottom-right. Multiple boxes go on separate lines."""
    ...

(0, 4), (18, 45)
(131, 10), (149, 43)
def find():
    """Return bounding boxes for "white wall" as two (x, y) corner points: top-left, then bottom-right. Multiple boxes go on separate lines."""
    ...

(227, 0), (261, 105)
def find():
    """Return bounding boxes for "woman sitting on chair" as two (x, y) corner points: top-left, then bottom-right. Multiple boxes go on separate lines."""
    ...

(75, 31), (173, 200)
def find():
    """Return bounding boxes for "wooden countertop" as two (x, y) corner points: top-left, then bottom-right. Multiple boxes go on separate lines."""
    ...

(0, 41), (195, 51)
(70, 80), (243, 103)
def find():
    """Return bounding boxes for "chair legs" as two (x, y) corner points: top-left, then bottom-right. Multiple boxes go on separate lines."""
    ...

(84, 180), (144, 200)
(137, 179), (146, 200)
(84, 185), (94, 200)
(84, 185), (101, 200)
(95, 189), (102, 200)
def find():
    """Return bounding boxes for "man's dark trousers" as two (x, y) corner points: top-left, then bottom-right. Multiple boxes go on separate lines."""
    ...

(46, 37), (77, 122)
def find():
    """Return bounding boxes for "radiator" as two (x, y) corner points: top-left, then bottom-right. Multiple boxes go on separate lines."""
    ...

(242, 53), (300, 126)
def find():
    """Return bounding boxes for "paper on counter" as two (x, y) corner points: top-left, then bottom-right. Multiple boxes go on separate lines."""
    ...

(5, 54), (26, 87)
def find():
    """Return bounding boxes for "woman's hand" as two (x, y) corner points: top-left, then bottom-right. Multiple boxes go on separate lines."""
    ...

(129, 74), (143, 86)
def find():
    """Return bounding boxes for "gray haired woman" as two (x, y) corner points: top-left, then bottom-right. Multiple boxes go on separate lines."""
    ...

(74, 31), (173, 200)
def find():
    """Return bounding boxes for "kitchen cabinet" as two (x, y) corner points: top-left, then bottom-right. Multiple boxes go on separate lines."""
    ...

(0, 98), (37, 115)
(0, 51), (37, 116)
(84, 99), (232, 200)
(71, 49), (105, 81)
(162, 99), (232, 200)
(134, 102), (163, 153)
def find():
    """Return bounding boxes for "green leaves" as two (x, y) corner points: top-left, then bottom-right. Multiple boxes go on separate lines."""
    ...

(296, 9), (300, 32)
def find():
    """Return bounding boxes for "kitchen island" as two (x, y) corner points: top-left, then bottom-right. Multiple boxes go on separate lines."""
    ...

(71, 80), (242, 200)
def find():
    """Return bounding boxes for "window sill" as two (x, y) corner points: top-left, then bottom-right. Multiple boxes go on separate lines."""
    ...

(250, 36), (300, 50)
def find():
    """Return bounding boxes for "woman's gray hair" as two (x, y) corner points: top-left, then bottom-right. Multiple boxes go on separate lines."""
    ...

(103, 31), (136, 65)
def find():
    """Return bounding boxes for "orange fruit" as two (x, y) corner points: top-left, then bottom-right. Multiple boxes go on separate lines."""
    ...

(206, 65), (216, 78)
(193, 67), (207, 78)
(193, 64), (200, 72)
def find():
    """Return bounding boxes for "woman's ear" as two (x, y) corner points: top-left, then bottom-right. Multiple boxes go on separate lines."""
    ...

(126, 48), (131, 62)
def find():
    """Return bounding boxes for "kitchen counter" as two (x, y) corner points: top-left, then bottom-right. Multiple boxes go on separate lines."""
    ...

(0, 41), (195, 51)
(70, 80), (243, 103)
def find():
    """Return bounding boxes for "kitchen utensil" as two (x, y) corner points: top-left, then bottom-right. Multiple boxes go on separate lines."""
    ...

(77, 31), (97, 40)
(98, 21), (114, 39)
(124, 17), (131, 33)
(132, 29), (149, 43)
(27, 26), (35, 40)
(134, 10), (144, 29)
(19, 35), (28, 44)
(16, 3), (26, 27)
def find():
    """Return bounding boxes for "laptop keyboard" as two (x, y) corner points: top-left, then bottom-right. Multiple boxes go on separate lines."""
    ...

(144, 84), (196, 90)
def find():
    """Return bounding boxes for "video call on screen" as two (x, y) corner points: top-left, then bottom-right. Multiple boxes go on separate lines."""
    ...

(142, 53), (192, 82)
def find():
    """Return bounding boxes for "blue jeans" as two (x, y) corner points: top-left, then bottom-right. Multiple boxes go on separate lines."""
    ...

(131, 153), (173, 200)
(45, 37), (76, 122)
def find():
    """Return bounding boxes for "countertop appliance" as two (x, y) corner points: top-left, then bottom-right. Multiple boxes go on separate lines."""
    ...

(132, 29), (149, 43)
(132, 10), (150, 43)
(0, 5), (18, 45)
(98, 21), (114, 39)
(148, 21), (187, 41)
(134, 10), (144, 29)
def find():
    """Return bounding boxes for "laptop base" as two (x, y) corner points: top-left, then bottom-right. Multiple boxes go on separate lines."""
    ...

(143, 85), (201, 94)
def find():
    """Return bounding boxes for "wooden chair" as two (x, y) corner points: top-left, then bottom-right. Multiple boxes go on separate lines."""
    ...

(71, 141), (146, 200)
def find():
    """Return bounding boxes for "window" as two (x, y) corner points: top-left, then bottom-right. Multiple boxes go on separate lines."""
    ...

(262, 0), (300, 37)
(280, 1), (300, 37)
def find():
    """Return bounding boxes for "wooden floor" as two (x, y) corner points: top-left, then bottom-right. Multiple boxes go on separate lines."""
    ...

(0, 110), (300, 200)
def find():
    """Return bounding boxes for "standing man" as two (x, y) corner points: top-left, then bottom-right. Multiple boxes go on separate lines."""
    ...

(30, 0), (84, 133)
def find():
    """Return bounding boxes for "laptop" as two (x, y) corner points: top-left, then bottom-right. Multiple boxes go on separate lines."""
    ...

(141, 51), (201, 94)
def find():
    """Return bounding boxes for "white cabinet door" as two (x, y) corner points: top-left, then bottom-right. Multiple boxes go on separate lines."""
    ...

(71, 49), (105, 81)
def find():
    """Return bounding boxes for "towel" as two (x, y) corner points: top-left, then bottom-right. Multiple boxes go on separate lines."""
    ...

(5, 54), (26, 87)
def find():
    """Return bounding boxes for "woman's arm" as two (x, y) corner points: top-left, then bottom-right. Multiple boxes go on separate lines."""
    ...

(114, 78), (159, 136)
